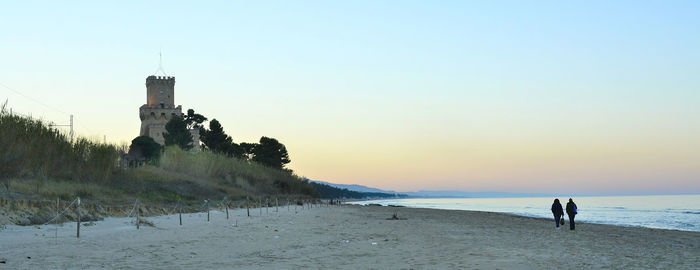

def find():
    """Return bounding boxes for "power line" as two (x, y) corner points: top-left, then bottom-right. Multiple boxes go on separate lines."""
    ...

(0, 81), (98, 140)
(0, 81), (71, 116)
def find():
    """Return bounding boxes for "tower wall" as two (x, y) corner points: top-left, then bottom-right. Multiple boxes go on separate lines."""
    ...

(146, 76), (175, 108)
(139, 104), (182, 145)
(139, 75), (200, 150)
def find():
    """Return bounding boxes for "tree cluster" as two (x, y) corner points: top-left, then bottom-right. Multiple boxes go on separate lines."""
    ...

(199, 118), (291, 170)
(130, 109), (291, 171)
(309, 182), (407, 199)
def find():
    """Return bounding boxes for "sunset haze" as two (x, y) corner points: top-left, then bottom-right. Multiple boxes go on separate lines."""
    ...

(1, 1), (698, 194)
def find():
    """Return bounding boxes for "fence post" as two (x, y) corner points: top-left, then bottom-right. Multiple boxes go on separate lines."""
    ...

(206, 200), (210, 222)
(259, 199), (262, 216)
(246, 195), (250, 217)
(287, 199), (290, 212)
(76, 197), (81, 238)
(55, 197), (59, 244)
(275, 197), (279, 212)
(178, 200), (182, 226)
(266, 198), (269, 215)
(136, 199), (140, 230)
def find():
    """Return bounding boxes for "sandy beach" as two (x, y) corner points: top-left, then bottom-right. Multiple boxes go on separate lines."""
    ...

(1, 204), (698, 269)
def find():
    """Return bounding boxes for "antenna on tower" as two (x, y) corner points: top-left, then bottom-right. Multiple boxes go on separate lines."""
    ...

(153, 49), (168, 76)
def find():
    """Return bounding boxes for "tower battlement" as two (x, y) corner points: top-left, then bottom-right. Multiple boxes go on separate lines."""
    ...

(145, 75), (176, 108)
(138, 73), (200, 150)
(146, 76), (175, 87)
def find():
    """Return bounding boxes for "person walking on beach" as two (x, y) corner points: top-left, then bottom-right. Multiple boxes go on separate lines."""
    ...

(566, 198), (578, 230)
(551, 199), (564, 229)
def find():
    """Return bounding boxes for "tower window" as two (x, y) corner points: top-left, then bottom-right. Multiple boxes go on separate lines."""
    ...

(160, 102), (164, 108)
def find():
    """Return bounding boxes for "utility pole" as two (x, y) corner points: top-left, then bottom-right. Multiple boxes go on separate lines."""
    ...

(70, 114), (74, 143)
(50, 114), (74, 143)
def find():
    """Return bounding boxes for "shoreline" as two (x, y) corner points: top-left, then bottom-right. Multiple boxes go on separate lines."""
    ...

(367, 204), (700, 233)
(3, 203), (696, 234)
(348, 196), (700, 232)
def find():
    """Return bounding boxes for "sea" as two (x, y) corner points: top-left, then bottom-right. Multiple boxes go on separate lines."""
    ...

(348, 195), (700, 232)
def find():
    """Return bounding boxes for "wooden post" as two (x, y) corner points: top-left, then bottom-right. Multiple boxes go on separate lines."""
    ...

(55, 197), (59, 244)
(259, 199), (262, 215)
(178, 200), (182, 226)
(246, 196), (250, 217)
(265, 198), (269, 215)
(136, 200), (140, 230)
(226, 202), (229, 220)
(275, 197), (279, 212)
(76, 197), (80, 238)
(287, 199), (290, 212)
(206, 200), (210, 222)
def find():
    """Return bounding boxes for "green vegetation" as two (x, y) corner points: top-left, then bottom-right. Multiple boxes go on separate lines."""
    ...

(183, 109), (207, 130)
(163, 116), (193, 150)
(0, 104), (119, 190)
(250, 137), (290, 170)
(195, 112), (291, 170)
(128, 136), (161, 161)
(0, 105), (317, 213)
(310, 182), (408, 199)
(159, 146), (314, 197)
(200, 119), (245, 159)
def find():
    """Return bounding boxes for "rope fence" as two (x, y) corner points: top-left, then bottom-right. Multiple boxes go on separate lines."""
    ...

(6, 196), (345, 239)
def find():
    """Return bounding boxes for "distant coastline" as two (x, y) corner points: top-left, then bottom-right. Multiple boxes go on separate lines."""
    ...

(349, 195), (700, 232)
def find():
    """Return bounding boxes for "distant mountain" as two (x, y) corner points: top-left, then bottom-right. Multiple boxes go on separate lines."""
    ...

(309, 182), (407, 199)
(308, 179), (399, 194)
(305, 179), (546, 199)
(401, 190), (545, 198)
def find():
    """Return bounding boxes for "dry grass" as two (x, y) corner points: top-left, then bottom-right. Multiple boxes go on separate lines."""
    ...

(0, 109), (317, 217)
(159, 146), (316, 198)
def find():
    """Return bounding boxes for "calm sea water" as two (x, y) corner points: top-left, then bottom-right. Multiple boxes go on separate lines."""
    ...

(349, 195), (700, 232)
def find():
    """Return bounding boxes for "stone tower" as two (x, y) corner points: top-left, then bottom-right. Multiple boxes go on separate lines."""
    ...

(139, 75), (200, 148)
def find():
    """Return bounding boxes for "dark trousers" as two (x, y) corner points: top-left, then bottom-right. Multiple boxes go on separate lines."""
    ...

(568, 214), (575, 230)
(554, 214), (561, 227)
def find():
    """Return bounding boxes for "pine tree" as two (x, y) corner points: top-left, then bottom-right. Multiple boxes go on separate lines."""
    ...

(163, 116), (193, 150)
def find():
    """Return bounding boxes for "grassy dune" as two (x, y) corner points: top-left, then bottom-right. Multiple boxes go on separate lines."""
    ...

(0, 108), (317, 225)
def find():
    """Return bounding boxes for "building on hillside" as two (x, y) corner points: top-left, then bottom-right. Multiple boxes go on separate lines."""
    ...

(138, 75), (200, 149)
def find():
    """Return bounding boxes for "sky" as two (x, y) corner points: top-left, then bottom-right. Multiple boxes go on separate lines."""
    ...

(1, 1), (699, 195)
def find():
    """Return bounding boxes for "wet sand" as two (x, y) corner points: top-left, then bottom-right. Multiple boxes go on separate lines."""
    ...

(1, 204), (698, 269)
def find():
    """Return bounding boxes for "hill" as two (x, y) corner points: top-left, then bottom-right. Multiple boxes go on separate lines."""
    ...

(309, 182), (407, 199)
(308, 179), (399, 194)
(0, 108), (318, 225)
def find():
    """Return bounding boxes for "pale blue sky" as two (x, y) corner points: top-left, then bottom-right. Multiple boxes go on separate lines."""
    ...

(1, 1), (699, 194)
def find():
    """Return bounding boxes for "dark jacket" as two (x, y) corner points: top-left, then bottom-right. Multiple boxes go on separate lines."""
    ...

(566, 201), (577, 216)
(551, 202), (564, 216)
